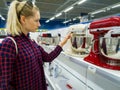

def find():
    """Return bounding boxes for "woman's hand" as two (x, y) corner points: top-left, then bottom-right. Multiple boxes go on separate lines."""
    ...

(59, 32), (73, 47)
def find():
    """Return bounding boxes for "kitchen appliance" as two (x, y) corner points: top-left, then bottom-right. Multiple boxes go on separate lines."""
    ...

(84, 16), (120, 70)
(64, 24), (92, 57)
(37, 33), (60, 46)
(70, 34), (92, 55)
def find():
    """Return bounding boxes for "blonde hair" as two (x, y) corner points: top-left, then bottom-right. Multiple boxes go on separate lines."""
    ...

(6, 0), (39, 36)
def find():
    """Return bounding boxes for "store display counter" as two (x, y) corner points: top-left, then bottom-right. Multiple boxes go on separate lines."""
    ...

(42, 45), (120, 90)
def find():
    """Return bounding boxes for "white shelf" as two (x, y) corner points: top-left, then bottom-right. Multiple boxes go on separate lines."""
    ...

(67, 55), (120, 86)
(43, 45), (120, 90)
(44, 62), (87, 90)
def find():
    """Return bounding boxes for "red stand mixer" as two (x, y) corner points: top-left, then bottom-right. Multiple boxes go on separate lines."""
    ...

(84, 16), (120, 70)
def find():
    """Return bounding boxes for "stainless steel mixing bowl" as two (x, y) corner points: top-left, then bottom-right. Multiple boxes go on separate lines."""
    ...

(100, 37), (120, 59)
(70, 33), (92, 55)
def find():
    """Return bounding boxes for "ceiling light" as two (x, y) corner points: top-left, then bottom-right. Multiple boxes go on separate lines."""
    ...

(64, 20), (69, 23)
(1, 17), (5, 20)
(73, 18), (77, 21)
(63, 19), (72, 24)
(91, 14), (94, 17)
(68, 19), (71, 22)
(78, 0), (87, 5)
(45, 20), (50, 23)
(78, 16), (81, 19)
(50, 17), (55, 20)
(111, 4), (120, 8)
(55, 13), (62, 17)
(64, 6), (73, 13)
(0, 14), (5, 20)
(106, 7), (111, 11)
(92, 9), (106, 15)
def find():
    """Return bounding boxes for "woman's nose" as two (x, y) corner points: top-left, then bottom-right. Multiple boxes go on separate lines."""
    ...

(38, 22), (41, 27)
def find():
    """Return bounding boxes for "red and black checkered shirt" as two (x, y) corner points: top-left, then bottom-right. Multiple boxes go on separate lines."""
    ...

(0, 34), (62, 90)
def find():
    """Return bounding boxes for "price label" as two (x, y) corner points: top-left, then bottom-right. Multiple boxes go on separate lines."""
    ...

(88, 66), (96, 73)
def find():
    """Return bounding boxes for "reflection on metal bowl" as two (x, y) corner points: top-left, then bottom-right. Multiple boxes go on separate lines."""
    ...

(100, 37), (120, 66)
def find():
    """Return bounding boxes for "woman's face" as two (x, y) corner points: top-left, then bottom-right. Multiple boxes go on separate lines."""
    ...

(23, 10), (41, 34)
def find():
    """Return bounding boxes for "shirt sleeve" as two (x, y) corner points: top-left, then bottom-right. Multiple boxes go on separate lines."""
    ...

(39, 45), (63, 62)
(0, 38), (16, 90)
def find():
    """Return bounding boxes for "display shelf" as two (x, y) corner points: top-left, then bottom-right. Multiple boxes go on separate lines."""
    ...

(66, 55), (120, 90)
(54, 60), (87, 84)
(44, 63), (66, 90)
(44, 69), (56, 90)
(53, 59), (93, 90)
(43, 45), (120, 90)
(67, 55), (120, 86)
(43, 45), (90, 90)
(46, 45), (120, 84)
(44, 62), (87, 90)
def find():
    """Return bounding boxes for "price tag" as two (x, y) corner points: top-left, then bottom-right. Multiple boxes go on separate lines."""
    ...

(88, 66), (96, 73)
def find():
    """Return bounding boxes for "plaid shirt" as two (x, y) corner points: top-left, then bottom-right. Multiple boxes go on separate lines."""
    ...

(0, 34), (62, 90)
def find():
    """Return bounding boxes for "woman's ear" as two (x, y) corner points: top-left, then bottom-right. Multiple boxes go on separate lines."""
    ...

(20, 15), (26, 24)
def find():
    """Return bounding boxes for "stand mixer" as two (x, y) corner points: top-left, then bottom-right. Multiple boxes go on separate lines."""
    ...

(64, 24), (92, 57)
(84, 16), (120, 70)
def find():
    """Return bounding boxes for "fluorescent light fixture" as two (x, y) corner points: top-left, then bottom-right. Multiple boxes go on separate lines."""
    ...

(68, 19), (71, 22)
(78, 0), (86, 5)
(1, 17), (5, 20)
(91, 15), (94, 17)
(78, 16), (81, 19)
(92, 9), (105, 15)
(0, 14), (5, 20)
(73, 18), (77, 21)
(111, 4), (120, 8)
(63, 20), (69, 24)
(50, 17), (55, 20)
(55, 13), (62, 17)
(64, 6), (73, 12)
(45, 20), (50, 23)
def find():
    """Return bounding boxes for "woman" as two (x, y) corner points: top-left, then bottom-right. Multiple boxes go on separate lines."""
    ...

(0, 0), (72, 90)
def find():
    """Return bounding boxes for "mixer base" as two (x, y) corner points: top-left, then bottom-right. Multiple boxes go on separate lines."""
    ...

(84, 51), (120, 70)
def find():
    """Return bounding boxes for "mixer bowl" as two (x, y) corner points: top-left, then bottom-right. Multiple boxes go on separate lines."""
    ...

(70, 33), (92, 55)
(100, 37), (120, 59)
(37, 36), (59, 46)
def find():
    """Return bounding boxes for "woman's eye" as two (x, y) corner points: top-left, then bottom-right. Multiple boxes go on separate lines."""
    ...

(35, 20), (39, 22)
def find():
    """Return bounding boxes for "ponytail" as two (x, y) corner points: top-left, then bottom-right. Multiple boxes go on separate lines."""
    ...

(6, 0), (24, 36)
